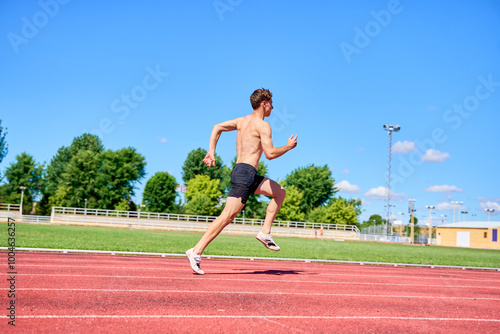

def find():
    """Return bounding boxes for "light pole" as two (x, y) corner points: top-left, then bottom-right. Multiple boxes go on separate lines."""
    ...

(84, 198), (87, 215)
(383, 124), (400, 237)
(19, 186), (26, 220)
(461, 211), (468, 222)
(398, 212), (405, 237)
(451, 201), (461, 223)
(409, 199), (416, 244)
(384, 204), (395, 236)
(426, 205), (435, 245)
(485, 208), (495, 221)
(458, 202), (464, 222)
(441, 214), (447, 225)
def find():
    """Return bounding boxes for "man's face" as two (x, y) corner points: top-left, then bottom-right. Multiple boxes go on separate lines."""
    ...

(263, 98), (273, 116)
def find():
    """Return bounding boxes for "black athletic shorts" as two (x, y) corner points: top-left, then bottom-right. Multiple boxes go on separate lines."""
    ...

(228, 163), (265, 204)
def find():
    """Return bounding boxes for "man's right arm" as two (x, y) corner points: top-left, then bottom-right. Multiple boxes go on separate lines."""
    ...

(260, 121), (298, 160)
(203, 118), (240, 167)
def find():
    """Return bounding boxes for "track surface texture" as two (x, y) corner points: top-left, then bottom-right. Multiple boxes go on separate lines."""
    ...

(1, 251), (499, 333)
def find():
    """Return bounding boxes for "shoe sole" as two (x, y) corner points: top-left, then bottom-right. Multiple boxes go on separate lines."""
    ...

(185, 249), (205, 275)
(256, 236), (280, 251)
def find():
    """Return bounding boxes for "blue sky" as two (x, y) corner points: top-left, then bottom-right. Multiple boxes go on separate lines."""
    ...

(1, 0), (499, 225)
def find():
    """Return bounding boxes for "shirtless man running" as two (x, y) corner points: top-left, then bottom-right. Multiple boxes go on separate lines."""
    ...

(186, 88), (298, 275)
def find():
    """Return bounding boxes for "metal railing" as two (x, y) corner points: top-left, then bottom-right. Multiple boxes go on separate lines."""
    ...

(0, 203), (21, 211)
(51, 206), (360, 235)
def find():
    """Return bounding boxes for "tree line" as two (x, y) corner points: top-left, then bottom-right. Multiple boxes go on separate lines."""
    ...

(0, 130), (363, 226)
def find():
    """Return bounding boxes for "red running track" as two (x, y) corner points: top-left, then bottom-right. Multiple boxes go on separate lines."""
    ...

(1, 251), (499, 333)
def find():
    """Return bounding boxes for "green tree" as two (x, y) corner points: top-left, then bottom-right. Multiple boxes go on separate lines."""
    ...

(307, 197), (360, 226)
(328, 197), (359, 226)
(0, 153), (44, 213)
(307, 205), (329, 224)
(45, 134), (145, 211)
(0, 120), (7, 165)
(97, 147), (146, 209)
(275, 184), (305, 222)
(142, 171), (178, 213)
(0, 120), (7, 185)
(283, 164), (337, 214)
(185, 174), (222, 216)
(361, 214), (385, 228)
(181, 148), (224, 185)
(45, 133), (104, 199)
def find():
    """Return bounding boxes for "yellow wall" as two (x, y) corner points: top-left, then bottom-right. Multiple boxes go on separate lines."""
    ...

(436, 227), (500, 249)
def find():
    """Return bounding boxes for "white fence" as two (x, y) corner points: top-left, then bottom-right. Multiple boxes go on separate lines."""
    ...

(360, 234), (436, 245)
(0, 203), (20, 211)
(52, 207), (360, 232)
(50, 207), (360, 240)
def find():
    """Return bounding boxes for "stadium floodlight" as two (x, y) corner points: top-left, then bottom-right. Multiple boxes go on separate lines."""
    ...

(383, 124), (401, 236)
(485, 208), (495, 221)
(425, 205), (435, 245)
(441, 214), (447, 225)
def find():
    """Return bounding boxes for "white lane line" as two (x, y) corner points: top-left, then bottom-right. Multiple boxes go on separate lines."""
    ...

(12, 264), (500, 283)
(260, 317), (307, 333)
(13, 288), (500, 301)
(15, 273), (500, 290)
(11, 315), (500, 322)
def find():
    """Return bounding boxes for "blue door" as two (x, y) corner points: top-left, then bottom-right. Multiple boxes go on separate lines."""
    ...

(493, 229), (498, 242)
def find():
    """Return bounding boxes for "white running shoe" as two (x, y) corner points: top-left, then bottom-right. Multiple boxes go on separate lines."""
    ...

(186, 248), (205, 275)
(256, 232), (280, 251)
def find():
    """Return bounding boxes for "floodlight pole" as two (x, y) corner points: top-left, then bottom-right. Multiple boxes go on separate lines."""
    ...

(426, 205), (435, 245)
(19, 186), (26, 221)
(398, 212), (405, 237)
(461, 211), (468, 222)
(383, 124), (400, 237)
(409, 199), (416, 244)
(485, 208), (495, 221)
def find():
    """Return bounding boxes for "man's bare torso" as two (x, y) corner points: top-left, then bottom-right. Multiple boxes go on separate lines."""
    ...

(234, 114), (265, 169)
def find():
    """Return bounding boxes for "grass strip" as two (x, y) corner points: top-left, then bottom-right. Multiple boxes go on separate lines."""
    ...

(3, 223), (500, 268)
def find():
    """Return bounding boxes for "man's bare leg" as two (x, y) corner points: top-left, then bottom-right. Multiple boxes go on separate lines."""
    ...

(255, 178), (286, 235)
(192, 197), (245, 255)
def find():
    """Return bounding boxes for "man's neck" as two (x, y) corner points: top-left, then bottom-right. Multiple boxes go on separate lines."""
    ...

(252, 108), (265, 119)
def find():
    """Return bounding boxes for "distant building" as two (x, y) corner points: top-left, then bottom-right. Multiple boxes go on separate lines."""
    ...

(436, 221), (500, 249)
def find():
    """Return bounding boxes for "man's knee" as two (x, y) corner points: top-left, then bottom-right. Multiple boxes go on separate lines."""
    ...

(220, 202), (242, 221)
(277, 186), (286, 202)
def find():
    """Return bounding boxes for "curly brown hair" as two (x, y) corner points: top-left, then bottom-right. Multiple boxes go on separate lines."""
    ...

(250, 88), (273, 110)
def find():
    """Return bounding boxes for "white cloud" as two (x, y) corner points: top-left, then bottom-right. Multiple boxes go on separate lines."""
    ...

(159, 137), (168, 143)
(336, 180), (362, 194)
(422, 149), (450, 162)
(424, 185), (463, 193)
(435, 202), (454, 211)
(341, 168), (349, 174)
(478, 197), (500, 202)
(392, 141), (417, 154)
(364, 186), (406, 202)
(480, 201), (500, 214)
